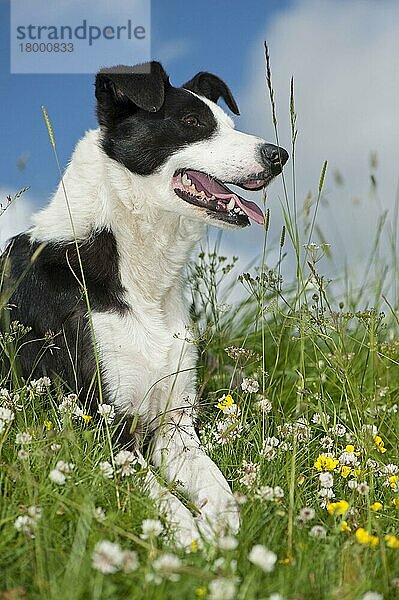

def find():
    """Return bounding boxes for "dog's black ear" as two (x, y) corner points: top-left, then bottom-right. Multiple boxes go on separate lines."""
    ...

(182, 72), (239, 115)
(95, 61), (169, 127)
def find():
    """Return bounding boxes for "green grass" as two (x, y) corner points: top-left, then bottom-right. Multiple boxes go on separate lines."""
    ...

(1, 47), (399, 600)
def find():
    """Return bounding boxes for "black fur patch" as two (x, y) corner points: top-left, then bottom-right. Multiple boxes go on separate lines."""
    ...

(1, 229), (128, 407)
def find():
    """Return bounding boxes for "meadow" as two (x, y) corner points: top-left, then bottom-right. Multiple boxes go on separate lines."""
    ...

(1, 50), (399, 599)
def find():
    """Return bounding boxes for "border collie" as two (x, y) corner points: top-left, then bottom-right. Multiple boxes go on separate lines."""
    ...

(3, 62), (288, 546)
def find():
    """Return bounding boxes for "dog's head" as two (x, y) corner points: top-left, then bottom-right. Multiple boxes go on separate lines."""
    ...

(95, 61), (288, 229)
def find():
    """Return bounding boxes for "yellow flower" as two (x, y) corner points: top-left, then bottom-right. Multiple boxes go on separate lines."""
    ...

(44, 420), (53, 430)
(327, 500), (349, 516)
(389, 475), (398, 489)
(190, 539), (199, 553)
(314, 455), (339, 472)
(355, 527), (379, 547)
(340, 520), (351, 532)
(391, 498), (399, 509)
(385, 534), (399, 549)
(370, 502), (383, 512)
(345, 445), (355, 452)
(352, 469), (362, 478)
(340, 465), (352, 478)
(373, 435), (387, 453)
(217, 394), (234, 411)
(82, 414), (93, 424)
(196, 587), (207, 598)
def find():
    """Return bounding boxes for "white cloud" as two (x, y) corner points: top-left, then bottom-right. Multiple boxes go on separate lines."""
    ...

(219, 0), (399, 292)
(0, 189), (34, 247)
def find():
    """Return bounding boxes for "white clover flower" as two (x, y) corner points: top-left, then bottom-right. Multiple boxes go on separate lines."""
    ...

(256, 486), (275, 501)
(248, 544), (277, 572)
(49, 469), (66, 485)
(114, 450), (137, 477)
(92, 540), (124, 574)
(312, 413), (322, 425)
(0, 406), (15, 424)
(319, 472), (334, 488)
(261, 444), (277, 460)
(329, 424), (346, 437)
(319, 487), (335, 499)
(17, 449), (29, 460)
(241, 377), (259, 393)
(217, 535), (238, 551)
(380, 464), (398, 476)
(14, 515), (37, 538)
(339, 451), (359, 467)
(29, 377), (51, 393)
(362, 424), (378, 435)
(58, 394), (83, 418)
(50, 443), (61, 452)
(140, 519), (164, 539)
(255, 397), (272, 413)
(239, 461), (260, 489)
(347, 479), (358, 490)
(213, 419), (243, 445)
(361, 593), (383, 600)
(15, 432), (32, 445)
(320, 436), (334, 450)
(357, 482), (369, 495)
(208, 578), (237, 600)
(97, 404), (115, 423)
(309, 525), (327, 538)
(120, 550), (139, 573)
(153, 553), (181, 581)
(99, 461), (114, 479)
(273, 486), (284, 498)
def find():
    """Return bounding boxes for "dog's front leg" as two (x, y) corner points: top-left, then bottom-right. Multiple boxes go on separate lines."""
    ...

(151, 415), (240, 538)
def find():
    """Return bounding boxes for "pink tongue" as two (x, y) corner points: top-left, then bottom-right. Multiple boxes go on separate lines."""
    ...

(186, 170), (265, 225)
(234, 196), (265, 224)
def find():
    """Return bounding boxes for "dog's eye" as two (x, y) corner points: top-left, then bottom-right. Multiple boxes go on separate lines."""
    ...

(181, 114), (200, 127)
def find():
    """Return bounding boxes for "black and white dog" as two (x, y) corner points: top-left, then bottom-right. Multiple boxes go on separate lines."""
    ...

(3, 62), (288, 545)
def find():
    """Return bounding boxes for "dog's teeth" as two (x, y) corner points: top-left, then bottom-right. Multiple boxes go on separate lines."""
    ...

(198, 190), (206, 198)
(189, 184), (197, 194)
(209, 195), (216, 200)
(227, 198), (235, 211)
(234, 207), (240, 213)
(182, 174), (191, 187)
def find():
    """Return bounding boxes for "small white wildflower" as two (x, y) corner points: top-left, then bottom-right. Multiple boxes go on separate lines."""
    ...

(29, 377), (51, 393)
(241, 377), (259, 393)
(120, 550), (139, 573)
(92, 540), (124, 574)
(14, 515), (37, 538)
(114, 450), (137, 477)
(273, 486), (284, 498)
(329, 424), (346, 437)
(248, 544), (277, 572)
(319, 472), (334, 488)
(312, 413), (322, 425)
(153, 553), (181, 581)
(97, 404), (115, 423)
(361, 593), (383, 600)
(15, 432), (32, 445)
(99, 461), (114, 479)
(27, 506), (42, 520)
(362, 424), (378, 435)
(213, 419), (243, 445)
(208, 578), (237, 600)
(339, 451), (359, 467)
(217, 535), (238, 551)
(17, 449), (29, 460)
(261, 444), (277, 460)
(58, 393), (83, 418)
(319, 487), (335, 499)
(309, 525), (327, 538)
(269, 595), (283, 600)
(320, 436), (334, 450)
(256, 486), (275, 501)
(347, 479), (358, 490)
(140, 519), (163, 539)
(239, 461), (260, 489)
(255, 397), (272, 413)
(49, 469), (66, 485)
(297, 507), (315, 524)
(380, 464), (398, 476)
(357, 482), (369, 495)
(0, 406), (15, 424)
(50, 443), (61, 452)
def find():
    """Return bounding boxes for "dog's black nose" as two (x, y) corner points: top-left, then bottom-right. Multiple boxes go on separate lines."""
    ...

(260, 144), (289, 175)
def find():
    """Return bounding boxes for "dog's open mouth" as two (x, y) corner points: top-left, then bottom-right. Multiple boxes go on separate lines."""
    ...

(172, 169), (267, 227)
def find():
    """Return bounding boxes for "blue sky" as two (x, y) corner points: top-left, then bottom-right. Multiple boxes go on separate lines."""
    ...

(0, 0), (291, 199)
